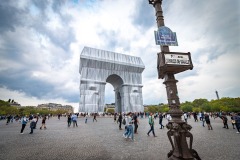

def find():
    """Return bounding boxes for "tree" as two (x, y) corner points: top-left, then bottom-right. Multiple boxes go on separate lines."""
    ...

(202, 103), (212, 112)
(181, 102), (193, 112)
(192, 99), (208, 108)
(106, 108), (115, 114)
(181, 105), (193, 112)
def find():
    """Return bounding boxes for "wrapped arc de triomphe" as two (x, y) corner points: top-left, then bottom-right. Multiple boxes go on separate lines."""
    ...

(79, 47), (145, 113)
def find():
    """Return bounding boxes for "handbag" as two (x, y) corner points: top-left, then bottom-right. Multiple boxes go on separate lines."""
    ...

(231, 120), (236, 124)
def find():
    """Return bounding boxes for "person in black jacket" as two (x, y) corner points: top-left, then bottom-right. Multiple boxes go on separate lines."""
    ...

(205, 113), (213, 130)
(133, 113), (139, 134)
(118, 113), (123, 130)
(159, 113), (164, 129)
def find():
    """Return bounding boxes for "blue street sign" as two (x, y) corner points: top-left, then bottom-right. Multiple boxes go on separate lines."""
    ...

(154, 26), (178, 46)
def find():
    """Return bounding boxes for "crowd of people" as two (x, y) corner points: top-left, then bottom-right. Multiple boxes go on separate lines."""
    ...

(112, 111), (240, 142)
(1, 111), (240, 137)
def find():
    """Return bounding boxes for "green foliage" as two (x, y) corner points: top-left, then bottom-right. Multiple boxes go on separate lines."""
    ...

(0, 100), (18, 115)
(192, 107), (201, 113)
(106, 108), (115, 114)
(0, 100), (71, 116)
(180, 101), (193, 112)
(147, 105), (158, 113)
(144, 107), (148, 112)
(145, 105), (169, 113)
(160, 104), (169, 112)
(1, 97), (240, 115)
(192, 98), (208, 108)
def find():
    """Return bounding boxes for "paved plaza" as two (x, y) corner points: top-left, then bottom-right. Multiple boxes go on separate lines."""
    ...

(0, 116), (239, 160)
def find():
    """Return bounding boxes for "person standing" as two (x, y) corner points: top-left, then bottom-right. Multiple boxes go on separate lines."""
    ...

(126, 113), (134, 141)
(193, 112), (198, 122)
(85, 114), (88, 124)
(159, 113), (164, 129)
(40, 116), (47, 130)
(147, 113), (157, 137)
(205, 113), (213, 130)
(118, 113), (123, 130)
(67, 114), (72, 127)
(29, 116), (37, 134)
(133, 113), (139, 134)
(166, 113), (172, 122)
(20, 115), (28, 134)
(71, 114), (78, 127)
(123, 113), (129, 138)
(114, 113), (117, 123)
(202, 113), (205, 127)
(231, 114), (236, 129)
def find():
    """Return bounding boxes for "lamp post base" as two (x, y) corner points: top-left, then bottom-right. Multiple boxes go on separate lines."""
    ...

(166, 121), (201, 160)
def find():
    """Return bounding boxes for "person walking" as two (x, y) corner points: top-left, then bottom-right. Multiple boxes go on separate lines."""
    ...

(159, 113), (164, 129)
(6, 115), (11, 125)
(205, 113), (213, 130)
(147, 113), (157, 137)
(93, 113), (97, 122)
(234, 113), (240, 133)
(67, 114), (72, 127)
(40, 116), (47, 130)
(183, 112), (188, 123)
(221, 114), (229, 129)
(20, 115), (28, 134)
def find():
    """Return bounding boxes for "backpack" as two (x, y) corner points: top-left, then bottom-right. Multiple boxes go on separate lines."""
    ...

(149, 116), (153, 125)
(122, 118), (126, 125)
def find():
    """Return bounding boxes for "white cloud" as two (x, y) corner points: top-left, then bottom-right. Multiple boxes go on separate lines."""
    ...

(0, 0), (239, 111)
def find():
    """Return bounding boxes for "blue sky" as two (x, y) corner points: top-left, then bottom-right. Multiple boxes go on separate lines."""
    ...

(0, 0), (239, 112)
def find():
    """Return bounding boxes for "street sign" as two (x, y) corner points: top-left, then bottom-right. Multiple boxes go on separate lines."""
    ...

(154, 26), (178, 46)
(164, 54), (190, 65)
(157, 52), (193, 79)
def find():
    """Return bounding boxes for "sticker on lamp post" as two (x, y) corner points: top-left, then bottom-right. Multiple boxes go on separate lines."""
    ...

(154, 26), (178, 46)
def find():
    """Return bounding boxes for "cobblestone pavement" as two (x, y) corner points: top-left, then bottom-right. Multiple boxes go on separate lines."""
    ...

(0, 116), (239, 160)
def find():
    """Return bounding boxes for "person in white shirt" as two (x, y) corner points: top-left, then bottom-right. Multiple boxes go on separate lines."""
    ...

(183, 113), (188, 123)
(85, 114), (88, 124)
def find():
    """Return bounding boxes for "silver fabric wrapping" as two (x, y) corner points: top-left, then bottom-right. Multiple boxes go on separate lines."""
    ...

(79, 47), (145, 113)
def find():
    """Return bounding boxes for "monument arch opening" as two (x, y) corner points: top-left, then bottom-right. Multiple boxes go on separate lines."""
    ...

(79, 47), (145, 113)
(106, 74), (123, 113)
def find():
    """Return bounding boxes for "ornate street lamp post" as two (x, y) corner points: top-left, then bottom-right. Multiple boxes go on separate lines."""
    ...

(148, 0), (201, 159)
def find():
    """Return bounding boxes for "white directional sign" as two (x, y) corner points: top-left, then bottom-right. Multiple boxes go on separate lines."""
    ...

(164, 54), (190, 65)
